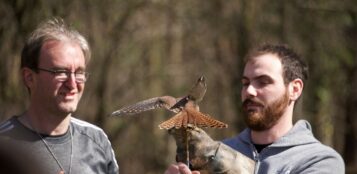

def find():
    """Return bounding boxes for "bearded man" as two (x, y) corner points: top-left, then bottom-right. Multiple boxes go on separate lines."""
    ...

(165, 44), (344, 174)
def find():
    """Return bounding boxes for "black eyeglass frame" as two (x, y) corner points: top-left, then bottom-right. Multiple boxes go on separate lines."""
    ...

(35, 67), (89, 83)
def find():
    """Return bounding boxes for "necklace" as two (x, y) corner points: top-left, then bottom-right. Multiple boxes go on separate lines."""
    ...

(23, 115), (73, 174)
(35, 126), (73, 174)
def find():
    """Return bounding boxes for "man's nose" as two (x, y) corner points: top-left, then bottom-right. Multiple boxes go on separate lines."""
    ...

(64, 73), (77, 89)
(244, 84), (257, 97)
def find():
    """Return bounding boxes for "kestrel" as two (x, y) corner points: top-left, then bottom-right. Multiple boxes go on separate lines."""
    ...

(111, 76), (207, 116)
(111, 76), (228, 129)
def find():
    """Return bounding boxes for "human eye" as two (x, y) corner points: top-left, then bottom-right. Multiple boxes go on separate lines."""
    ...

(53, 69), (69, 77)
(257, 77), (273, 87)
(74, 70), (87, 77)
(241, 79), (249, 87)
(74, 70), (88, 82)
(74, 70), (84, 75)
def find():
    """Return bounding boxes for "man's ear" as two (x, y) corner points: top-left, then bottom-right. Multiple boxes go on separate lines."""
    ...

(288, 78), (303, 101)
(22, 68), (35, 89)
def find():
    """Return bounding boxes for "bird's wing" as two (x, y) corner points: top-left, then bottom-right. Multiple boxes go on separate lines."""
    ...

(158, 108), (228, 129)
(169, 96), (189, 110)
(111, 96), (179, 116)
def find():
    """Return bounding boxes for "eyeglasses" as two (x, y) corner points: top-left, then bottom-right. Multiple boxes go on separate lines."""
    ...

(36, 67), (89, 83)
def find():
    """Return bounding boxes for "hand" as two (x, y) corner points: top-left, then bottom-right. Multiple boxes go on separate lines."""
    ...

(169, 126), (255, 174)
(164, 163), (200, 174)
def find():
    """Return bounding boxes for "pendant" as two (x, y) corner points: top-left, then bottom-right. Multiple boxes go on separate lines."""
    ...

(59, 170), (65, 174)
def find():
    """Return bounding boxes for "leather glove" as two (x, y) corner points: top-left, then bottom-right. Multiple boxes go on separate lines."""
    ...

(169, 126), (255, 174)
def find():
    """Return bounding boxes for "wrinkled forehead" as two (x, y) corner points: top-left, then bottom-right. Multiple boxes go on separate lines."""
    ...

(243, 53), (283, 80)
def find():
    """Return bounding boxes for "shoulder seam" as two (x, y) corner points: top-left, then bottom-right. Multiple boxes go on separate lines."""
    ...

(70, 117), (109, 148)
(0, 120), (14, 133)
(71, 117), (105, 132)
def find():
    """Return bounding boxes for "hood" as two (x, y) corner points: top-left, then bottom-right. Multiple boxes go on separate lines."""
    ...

(239, 120), (319, 147)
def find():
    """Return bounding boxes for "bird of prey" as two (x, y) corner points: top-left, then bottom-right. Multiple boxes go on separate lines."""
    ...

(111, 76), (227, 129)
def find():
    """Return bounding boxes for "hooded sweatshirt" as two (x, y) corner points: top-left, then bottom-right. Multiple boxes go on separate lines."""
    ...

(223, 120), (345, 174)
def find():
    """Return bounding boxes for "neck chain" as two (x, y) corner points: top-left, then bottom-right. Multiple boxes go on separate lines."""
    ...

(35, 127), (73, 174)
(25, 116), (73, 174)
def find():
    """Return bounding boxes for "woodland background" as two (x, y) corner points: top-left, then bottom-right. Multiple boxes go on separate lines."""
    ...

(0, 0), (356, 173)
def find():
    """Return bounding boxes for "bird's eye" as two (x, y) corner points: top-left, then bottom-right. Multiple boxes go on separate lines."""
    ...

(208, 155), (215, 161)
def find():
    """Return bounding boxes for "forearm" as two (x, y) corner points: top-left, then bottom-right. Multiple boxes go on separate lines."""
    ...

(190, 142), (254, 174)
(170, 126), (255, 174)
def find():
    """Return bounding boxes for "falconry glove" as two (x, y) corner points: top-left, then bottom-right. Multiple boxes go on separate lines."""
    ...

(169, 126), (255, 174)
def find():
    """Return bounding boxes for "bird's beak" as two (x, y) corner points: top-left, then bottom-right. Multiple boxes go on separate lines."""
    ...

(199, 75), (205, 82)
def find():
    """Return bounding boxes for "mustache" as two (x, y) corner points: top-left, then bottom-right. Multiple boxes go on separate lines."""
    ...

(242, 98), (265, 108)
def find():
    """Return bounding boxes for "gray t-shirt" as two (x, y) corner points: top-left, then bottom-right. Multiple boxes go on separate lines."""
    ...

(0, 116), (119, 174)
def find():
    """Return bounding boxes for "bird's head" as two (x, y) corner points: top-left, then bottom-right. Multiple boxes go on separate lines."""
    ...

(198, 75), (206, 86)
(188, 75), (207, 103)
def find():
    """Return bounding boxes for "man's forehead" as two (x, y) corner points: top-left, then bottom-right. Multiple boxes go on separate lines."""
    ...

(243, 54), (283, 79)
(39, 40), (86, 68)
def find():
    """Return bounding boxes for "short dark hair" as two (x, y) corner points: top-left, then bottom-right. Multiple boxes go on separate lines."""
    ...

(245, 44), (308, 84)
(21, 18), (91, 71)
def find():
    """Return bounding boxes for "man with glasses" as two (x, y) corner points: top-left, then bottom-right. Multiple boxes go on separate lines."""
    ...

(0, 18), (119, 174)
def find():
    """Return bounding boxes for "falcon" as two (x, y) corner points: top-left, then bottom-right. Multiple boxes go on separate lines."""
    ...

(111, 76), (227, 129)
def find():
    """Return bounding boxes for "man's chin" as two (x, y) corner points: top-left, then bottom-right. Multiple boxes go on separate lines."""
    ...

(245, 116), (278, 131)
(244, 112), (270, 131)
(57, 103), (78, 114)
(244, 111), (261, 121)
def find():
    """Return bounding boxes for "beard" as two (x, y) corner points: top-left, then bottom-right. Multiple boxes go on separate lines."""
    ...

(242, 89), (290, 131)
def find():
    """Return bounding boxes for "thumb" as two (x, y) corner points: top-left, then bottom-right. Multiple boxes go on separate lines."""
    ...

(177, 163), (200, 174)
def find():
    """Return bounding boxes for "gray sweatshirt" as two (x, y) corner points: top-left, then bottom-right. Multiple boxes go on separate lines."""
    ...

(0, 116), (119, 174)
(223, 120), (345, 174)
